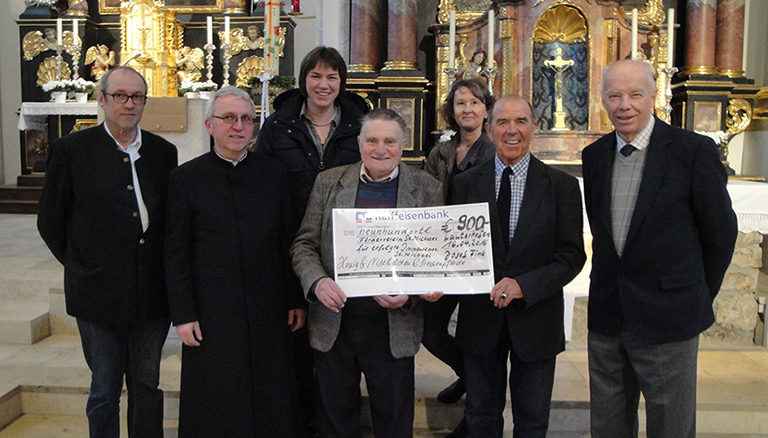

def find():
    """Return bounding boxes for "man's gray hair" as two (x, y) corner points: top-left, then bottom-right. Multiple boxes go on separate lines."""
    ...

(601, 59), (657, 95)
(360, 108), (408, 141)
(99, 66), (148, 94)
(204, 86), (256, 120)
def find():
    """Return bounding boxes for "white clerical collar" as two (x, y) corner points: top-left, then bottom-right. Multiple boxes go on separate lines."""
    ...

(214, 148), (247, 166)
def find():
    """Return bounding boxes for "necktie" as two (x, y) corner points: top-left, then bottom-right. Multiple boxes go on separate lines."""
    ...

(620, 144), (637, 157)
(497, 167), (512, 248)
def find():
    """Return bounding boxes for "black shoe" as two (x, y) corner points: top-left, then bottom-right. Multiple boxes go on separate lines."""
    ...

(445, 418), (468, 438)
(437, 378), (466, 404)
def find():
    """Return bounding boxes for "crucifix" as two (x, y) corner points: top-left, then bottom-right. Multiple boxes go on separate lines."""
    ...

(544, 47), (574, 131)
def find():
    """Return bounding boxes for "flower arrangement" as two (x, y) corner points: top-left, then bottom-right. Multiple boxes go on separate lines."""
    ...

(41, 79), (96, 94)
(69, 78), (96, 94)
(179, 80), (218, 94)
(41, 80), (70, 93)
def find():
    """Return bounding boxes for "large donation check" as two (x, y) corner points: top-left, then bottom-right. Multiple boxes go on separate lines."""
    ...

(332, 203), (494, 297)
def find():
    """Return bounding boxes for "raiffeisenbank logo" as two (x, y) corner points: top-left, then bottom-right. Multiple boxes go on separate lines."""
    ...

(354, 209), (449, 224)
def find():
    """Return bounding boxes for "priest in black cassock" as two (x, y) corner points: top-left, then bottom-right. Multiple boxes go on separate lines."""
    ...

(164, 86), (306, 438)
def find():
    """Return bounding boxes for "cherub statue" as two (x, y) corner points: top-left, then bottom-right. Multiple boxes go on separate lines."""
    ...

(245, 25), (264, 50)
(175, 46), (204, 83)
(85, 44), (116, 81)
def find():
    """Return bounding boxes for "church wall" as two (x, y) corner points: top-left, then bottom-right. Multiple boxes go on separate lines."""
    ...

(0, 2), (27, 186)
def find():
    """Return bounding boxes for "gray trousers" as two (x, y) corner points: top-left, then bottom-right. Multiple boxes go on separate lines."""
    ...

(588, 331), (699, 438)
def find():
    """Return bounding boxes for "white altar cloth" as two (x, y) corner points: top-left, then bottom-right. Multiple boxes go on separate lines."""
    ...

(18, 102), (98, 131)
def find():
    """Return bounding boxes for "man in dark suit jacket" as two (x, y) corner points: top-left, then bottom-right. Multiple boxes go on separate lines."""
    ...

(38, 66), (177, 438)
(582, 59), (738, 438)
(451, 95), (586, 438)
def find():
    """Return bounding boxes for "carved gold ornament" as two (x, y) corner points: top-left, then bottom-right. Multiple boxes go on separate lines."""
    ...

(636, 0), (666, 27)
(725, 98), (752, 137)
(533, 5), (587, 44)
(220, 28), (247, 57)
(235, 55), (264, 88)
(24, 30), (80, 61)
(36, 56), (72, 87)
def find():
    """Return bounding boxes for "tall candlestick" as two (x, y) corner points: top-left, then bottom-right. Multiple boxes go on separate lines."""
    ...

(56, 18), (63, 46)
(631, 8), (638, 60)
(449, 10), (456, 69)
(224, 16), (230, 45)
(72, 19), (78, 43)
(667, 8), (675, 68)
(487, 9), (494, 69)
(207, 16), (213, 45)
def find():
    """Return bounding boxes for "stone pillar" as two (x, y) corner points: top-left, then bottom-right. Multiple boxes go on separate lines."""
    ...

(349, 0), (382, 73)
(682, 0), (718, 75)
(715, 0), (745, 78)
(382, 0), (418, 71)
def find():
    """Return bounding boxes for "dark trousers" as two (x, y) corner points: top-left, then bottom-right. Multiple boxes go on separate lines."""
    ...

(588, 331), (699, 438)
(422, 296), (464, 378)
(77, 317), (169, 438)
(463, 325), (556, 438)
(314, 311), (414, 438)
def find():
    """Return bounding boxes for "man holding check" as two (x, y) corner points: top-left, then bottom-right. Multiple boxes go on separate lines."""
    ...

(290, 108), (442, 438)
(451, 94), (586, 438)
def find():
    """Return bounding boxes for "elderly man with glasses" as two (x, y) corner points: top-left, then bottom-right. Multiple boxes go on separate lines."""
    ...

(38, 66), (178, 438)
(164, 86), (306, 438)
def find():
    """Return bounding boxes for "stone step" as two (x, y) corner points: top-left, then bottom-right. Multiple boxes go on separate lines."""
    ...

(16, 175), (44, 188)
(0, 301), (50, 345)
(0, 385), (22, 431)
(0, 201), (38, 215)
(7, 383), (767, 436)
(47, 288), (77, 336)
(0, 187), (41, 202)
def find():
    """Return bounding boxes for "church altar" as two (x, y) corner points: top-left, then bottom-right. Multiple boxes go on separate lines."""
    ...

(18, 102), (98, 131)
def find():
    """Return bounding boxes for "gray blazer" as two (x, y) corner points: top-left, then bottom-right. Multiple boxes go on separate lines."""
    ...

(290, 162), (443, 358)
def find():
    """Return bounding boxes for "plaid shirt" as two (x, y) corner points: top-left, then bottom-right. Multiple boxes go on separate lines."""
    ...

(494, 152), (530, 243)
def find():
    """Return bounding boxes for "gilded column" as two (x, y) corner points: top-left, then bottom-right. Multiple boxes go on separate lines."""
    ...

(682, 0), (718, 75)
(715, 0), (745, 78)
(350, 0), (382, 73)
(383, 0), (418, 70)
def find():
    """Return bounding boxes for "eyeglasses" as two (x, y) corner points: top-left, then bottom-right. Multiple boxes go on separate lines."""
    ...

(213, 114), (255, 126)
(105, 93), (147, 105)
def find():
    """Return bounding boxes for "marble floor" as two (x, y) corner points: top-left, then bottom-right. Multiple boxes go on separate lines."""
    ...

(1, 214), (767, 437)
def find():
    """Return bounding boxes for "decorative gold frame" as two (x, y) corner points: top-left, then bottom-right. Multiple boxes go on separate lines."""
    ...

(693, 101), (722, 132)
(100, 0), (225, 15)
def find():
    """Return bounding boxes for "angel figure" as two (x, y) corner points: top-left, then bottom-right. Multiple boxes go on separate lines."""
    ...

(85, 44), (116, 81)
(175, 46), (204, 83)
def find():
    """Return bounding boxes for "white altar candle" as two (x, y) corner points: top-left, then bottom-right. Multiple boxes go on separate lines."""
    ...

(631, 8), (638, 60)
(72, 19), (78, 44)
(487, 9), (494, 69)
(224, 16), (230, 45)
(207, 16), (213, 45)
(667, 8), (675, 68)
(264, 1), (281, 75)
(449, 10), (456, 69)
(56, 18), (62, 46)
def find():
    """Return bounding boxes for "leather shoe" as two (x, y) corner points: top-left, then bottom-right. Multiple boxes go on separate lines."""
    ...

(437, 378), (465, 404)
(445, 417), (468, 438)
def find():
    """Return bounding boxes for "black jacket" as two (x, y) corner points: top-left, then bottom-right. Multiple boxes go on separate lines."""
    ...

(37, 124), (177, 324)
(254, 88), (368, 224)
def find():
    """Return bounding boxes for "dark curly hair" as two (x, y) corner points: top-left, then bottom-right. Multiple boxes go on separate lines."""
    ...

(439, 78), (494, 132)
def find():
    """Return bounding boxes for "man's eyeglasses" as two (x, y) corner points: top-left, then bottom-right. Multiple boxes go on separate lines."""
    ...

(105, 93), (147, 105)
(213, 114), (256, 126)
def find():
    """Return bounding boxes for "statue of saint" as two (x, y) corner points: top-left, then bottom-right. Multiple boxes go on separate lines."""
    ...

(458, 49), (486, 81)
